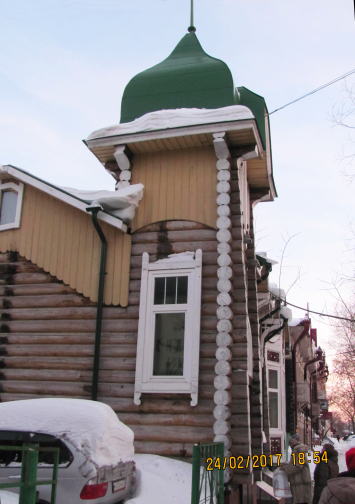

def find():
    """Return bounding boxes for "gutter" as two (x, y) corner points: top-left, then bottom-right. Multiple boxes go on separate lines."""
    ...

(86, 205), (107, 401)
(292, 320), (311, 432)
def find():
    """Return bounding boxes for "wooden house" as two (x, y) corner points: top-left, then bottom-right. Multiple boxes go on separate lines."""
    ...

(0, 30), (280, 502)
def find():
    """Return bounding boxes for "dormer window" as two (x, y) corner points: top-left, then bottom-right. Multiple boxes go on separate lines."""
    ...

(0, 181), (24, 231)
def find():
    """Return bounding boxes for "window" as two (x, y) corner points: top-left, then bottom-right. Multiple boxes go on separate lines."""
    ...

(0, 431), (73, 468)
(134, 250), (202, 406)
(268, 368), (279, 429)
(0, 181), (24, 231)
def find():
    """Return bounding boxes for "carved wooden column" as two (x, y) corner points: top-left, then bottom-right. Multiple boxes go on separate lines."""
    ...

(213, 133), (233, 483)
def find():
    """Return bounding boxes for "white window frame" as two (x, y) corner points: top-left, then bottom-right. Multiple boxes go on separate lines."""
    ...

(134, 250), (202, 407)
(268, 366), (280, 430)
(0, 181), (24, 231)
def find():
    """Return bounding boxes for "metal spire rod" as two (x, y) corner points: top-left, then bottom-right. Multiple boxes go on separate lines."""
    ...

(188, 0), (196, 32)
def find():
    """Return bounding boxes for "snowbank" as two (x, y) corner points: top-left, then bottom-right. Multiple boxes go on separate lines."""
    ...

(0, 399), (134, 467)
(125, 454), (193, 504)
(0, 491), (19, 504)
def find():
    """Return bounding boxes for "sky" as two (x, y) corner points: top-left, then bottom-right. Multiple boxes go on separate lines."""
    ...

(0, 0), (354, 361)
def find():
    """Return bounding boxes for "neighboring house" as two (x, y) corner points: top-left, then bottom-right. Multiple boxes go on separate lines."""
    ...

(288, 319), (328, 447)
(0, 30), (282, 503)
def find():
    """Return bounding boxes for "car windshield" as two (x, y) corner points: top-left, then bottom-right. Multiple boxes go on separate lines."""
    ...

(0, 431), (73, 468)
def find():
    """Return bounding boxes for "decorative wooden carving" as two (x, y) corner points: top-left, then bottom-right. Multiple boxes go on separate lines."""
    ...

(267, 350), (280, 362)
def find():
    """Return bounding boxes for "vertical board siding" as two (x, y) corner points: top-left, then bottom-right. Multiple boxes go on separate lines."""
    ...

(130, 147), (218, 231)
(0, 185), (131, 306)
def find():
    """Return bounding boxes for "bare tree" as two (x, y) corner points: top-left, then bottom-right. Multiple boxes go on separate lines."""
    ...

(328, 299), (355, 432)
(331, 81), (355, 181)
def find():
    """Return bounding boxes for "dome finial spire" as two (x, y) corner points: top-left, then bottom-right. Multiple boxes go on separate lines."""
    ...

(188, 0), (196, 32)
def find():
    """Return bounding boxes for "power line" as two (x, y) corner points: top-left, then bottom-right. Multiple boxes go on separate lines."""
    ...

(269, 293), (355, 323)
(268, 68), (355, 116)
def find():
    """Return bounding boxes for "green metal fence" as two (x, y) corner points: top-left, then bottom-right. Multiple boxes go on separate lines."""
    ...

(0, 443), (59, 504)
(191, 442), (224, 504)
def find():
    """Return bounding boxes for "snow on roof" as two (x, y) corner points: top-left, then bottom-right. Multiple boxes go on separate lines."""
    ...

(87, 105), (254, 141)
(0, 399), (134, 467)
(256, 252), (278, 265)
(288, 317), (308, 327)
(269, 283), (285, 299)
(1, 165), (129, 232)
(61, 183), (144, 222)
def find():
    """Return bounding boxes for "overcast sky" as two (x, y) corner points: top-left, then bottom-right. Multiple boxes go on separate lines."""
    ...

(0, 0), (354, 358)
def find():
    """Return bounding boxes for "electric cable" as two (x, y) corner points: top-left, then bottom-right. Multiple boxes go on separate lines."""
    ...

(268, 68), (355, 116)
(269, 292), (355, 323)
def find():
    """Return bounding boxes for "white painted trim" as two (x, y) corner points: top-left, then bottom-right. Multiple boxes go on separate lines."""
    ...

(1, 165), (127, 233)
(134, 250), (202, 406)
(86, 119), (263, 158)
(0, 181), (24, 231)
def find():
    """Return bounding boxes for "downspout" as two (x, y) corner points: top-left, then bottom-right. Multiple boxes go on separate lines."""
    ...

(310, 370), (316, 449)
(86, 205), (107, 401)
(302, 348), (323, 445)
(259, 299), (281, 324)
(293, 320), (311, 433)
(257, 261), (272, 285)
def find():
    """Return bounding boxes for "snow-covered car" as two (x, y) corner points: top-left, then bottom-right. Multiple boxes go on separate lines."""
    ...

(0, 399), (135, 504)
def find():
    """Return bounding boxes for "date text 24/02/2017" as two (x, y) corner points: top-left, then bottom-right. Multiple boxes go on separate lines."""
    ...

(206, 451), (328, 470)
(206, 455), (281, 470)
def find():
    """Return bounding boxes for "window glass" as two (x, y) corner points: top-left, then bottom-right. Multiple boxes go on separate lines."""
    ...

(0, 191), (18, 225)
(177, 276), (188, 304)
(0, 431), (73, 467)
(269, 369), (278, 389)
(165, 277), (176, 305)
(153, 313), (185, 376)
(154, 276), (188, 305)
(269, 391), (279, 429)
(154, 277), (165, 305)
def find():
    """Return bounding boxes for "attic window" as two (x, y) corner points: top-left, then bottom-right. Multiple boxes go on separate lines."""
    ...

(0, 182), (24, 231)
(134, 250), (202, 406)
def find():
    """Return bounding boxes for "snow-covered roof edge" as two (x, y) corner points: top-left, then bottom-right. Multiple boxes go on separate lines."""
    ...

(0, 165), (145, 231)
(87, 105), (255, 141)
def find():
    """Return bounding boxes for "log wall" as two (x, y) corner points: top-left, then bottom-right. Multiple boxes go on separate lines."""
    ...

(111, 220), (219, 456)
(228, 164), (254, 486)
(130, 147), (218, 232)
(0, 222), (219, 458)
(247, 196), (265, 482)
(0, 185), (131, 306)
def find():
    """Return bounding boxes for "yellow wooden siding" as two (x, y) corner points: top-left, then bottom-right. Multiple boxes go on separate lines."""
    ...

(130, 146), (218, 231)
(0, 185), (131, 306)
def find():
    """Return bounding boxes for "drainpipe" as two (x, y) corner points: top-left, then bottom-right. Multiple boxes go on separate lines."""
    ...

(293, 320), (311, 433)
(303, 350), (323, 446)
(86, 205), (107, 401)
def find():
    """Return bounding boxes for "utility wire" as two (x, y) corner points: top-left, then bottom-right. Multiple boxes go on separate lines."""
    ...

(268, 68), (355, 116)
(269, 292), (355, 323)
